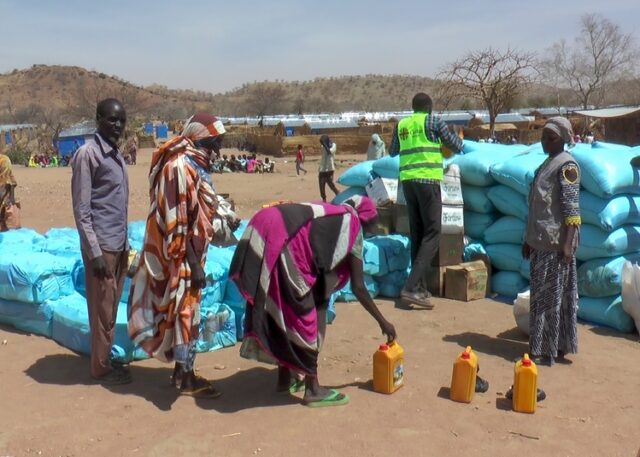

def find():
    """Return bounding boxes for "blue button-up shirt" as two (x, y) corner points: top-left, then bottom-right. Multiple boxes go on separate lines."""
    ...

(71, 133), (129, 259)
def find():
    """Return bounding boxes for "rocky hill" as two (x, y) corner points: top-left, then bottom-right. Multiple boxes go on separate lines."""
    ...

(5, 64), (636, 126)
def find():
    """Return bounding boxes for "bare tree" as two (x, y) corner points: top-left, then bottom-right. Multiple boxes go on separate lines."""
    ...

(438, 47), (537, 135)
(244, 82), (288, 116)
(542, 13), (639, 109)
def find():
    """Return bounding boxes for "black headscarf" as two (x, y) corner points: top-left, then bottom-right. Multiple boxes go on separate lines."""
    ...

(319, 134), (333, 152)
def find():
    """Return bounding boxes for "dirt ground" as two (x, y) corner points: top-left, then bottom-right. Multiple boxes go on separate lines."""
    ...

(1, 149), (639, 457)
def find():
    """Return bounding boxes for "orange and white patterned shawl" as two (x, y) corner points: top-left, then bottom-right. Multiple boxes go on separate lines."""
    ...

(128, 113), (224, 362)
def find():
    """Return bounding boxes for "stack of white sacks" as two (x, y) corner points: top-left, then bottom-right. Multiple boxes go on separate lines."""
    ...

(450, 140), (640, 333)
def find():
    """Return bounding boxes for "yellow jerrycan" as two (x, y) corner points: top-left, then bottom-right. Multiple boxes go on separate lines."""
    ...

(513, 353), (538, 413)
(450, 346), (478, 403)
(373, 340), (404, 394)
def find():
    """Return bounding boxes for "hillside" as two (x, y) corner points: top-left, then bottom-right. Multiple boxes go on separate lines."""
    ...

(3, 64), (636, 127)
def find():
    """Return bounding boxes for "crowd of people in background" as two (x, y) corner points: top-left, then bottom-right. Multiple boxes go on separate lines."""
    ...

(28, 152), (67, 167)
(211, 153), (275, 174)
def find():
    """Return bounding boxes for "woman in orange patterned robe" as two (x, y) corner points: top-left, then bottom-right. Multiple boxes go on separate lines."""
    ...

(128, 113), (225, 398)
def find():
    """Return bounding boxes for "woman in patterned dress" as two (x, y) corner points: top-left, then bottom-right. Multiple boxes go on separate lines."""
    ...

(523, 117), (581, 366)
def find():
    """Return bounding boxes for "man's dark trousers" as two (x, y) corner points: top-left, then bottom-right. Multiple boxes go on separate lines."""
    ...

(402, 180), (441, 293)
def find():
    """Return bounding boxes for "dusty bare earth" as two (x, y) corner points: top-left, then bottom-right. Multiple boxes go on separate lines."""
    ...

(1, 149), (639, 457)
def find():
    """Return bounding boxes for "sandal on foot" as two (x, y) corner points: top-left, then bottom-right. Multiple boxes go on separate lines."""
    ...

(92, 369), (132, 386)
(180, 385), (222, 399)
(277, 378), (305, 394)
(475, 376), (489, 393)
(302, 389), (349, 408)
(505, 387), (546, 402)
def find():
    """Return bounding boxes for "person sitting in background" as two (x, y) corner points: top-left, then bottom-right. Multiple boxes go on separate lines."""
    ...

(253, 154), (264, 174)
(263, 157), (274, 173)
(366, 133), (386, 160)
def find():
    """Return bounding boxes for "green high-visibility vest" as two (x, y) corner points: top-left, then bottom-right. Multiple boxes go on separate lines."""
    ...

(397, 112), (443, 182)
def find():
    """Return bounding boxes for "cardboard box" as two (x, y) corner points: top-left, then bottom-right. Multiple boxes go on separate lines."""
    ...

(441, 164), (463, 205)
(366, 177), (398, 206)
(445, 260), (488, 301)
(396, 181), (406, 205)
(437, 234), (464, 267)
(441, 204), (464, 235)
(426, 266), (448, 297)
(367, 205), (395, 235)
(394, 203), (409, 235)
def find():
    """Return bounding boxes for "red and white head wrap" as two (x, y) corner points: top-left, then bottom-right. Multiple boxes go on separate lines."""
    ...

(181, 112), (226, 142)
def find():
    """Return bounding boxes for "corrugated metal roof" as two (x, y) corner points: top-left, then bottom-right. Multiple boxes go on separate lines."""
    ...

(308, 119), (360, 129)
(58, 120), (96, 138)
(573, 106), (640, 119)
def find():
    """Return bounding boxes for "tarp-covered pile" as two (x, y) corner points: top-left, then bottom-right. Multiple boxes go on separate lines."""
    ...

(0, 223), (242, 361)
(448, 141), (640, 332)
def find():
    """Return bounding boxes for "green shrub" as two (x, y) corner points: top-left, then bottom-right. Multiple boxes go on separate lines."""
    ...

(5, 146), (32, 166)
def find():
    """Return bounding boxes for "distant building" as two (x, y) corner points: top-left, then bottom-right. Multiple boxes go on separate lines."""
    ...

(0, 123), (37, 152)
(56, 120), (96, 157)
(574, 106), (640, 146)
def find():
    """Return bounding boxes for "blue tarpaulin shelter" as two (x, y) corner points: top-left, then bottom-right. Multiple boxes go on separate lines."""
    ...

(56, 121), (96, 157)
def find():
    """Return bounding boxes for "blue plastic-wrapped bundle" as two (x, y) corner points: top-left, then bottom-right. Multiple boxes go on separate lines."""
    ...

(197, 302), (237, 353)
(0, 298), (55, 337)
(491, 271), (529, 298)
(362, 239), (389, 277)
(376, 270), (409, 298)
(127, 221), (147, 251)
(0, 252), (77, 303)
(580, 192), (640, 231)
(461, 185), (496, 214)
(222, 280), (246, 340)
(464, 211), (499, 240)
(50, 292), (142, 362)
(332, 187), (367, 205)
(463, 238), (487, 262)
(486, 185), (528, 221)
(335, 275), (379, 302)
(41, 228), (81, 259)
(0, 228), (45, 253)
(484, 217), (525, 245)
(366, 235), (410, 272)
(448, 142), (528, 186)
(337, 160), (375, 187)
(371, 155), (400, 179)
(578, 295), (635, 333)
(572, 143), (637, 198)
(489, 147), (546, 195)
(577, 254), (640, 298)
(486, 244), (523, 272)
(577, 224), (640, 261)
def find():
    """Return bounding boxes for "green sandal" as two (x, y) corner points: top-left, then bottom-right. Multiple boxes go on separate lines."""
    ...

(302, 389), (349, 408)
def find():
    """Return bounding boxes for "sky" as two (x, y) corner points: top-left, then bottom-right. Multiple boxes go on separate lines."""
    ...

(0, 0), (638, 94)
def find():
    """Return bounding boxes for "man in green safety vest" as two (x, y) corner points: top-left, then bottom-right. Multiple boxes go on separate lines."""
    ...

(389, 93), (464, 308)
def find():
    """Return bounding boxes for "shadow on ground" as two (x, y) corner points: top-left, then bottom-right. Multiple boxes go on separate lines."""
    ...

(25, 354), (311, 412)
(442, 328), (529, 362)
(589, 325), (639, 342)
